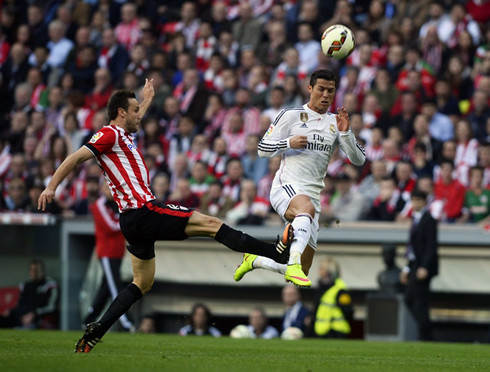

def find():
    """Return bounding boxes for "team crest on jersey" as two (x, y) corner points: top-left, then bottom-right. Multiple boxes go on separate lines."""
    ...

(300, 112), (308, 122)
(90, 132), (104, 143)
(265, 124), (274, 137)
(329, 124), (336, 134)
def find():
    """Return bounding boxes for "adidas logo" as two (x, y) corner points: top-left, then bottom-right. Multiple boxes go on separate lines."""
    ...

(300, 123), (308, 128)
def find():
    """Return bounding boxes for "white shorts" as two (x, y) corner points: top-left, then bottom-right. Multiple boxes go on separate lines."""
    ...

(270, 184), (320, 250)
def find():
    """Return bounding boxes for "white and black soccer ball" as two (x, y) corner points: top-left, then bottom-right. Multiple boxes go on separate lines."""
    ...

(230, 324), (252, 339)
(280, 327), (304, 340)
(321, 24), (356, 60)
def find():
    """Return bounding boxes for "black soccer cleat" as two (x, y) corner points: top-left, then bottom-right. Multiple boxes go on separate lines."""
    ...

(75, 322), (102, 353)
(275, 223), (293, 264)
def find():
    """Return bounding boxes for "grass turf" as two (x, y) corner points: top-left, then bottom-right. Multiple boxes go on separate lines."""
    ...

(0, 330), (489, 372)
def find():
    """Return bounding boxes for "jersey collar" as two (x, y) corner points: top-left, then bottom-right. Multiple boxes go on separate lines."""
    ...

(303, 103), (328, 119)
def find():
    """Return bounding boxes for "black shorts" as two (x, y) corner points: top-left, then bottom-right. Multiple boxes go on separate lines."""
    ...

(119, 200), (194, 260)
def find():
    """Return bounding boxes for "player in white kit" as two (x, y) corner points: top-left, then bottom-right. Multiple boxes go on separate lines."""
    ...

(234, 69), (366, 287)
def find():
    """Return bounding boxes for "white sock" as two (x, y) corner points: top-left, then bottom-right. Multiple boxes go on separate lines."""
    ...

(288, 213), (313, 265)
(253, 256), (287, 274)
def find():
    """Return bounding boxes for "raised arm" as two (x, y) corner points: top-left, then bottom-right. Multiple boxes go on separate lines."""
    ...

(336, 107), (366, 166)
(137, 78), (155, 118)
(38, 146), (94, 211)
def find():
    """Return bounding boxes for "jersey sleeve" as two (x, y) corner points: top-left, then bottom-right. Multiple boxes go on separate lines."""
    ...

(258, 109), (291, 158)
(84, 127), (116, 157)
(337, 129), (366, 166)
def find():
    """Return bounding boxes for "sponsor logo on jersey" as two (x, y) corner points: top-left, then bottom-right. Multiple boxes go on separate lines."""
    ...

(265, 124), (274, 136)
(300, 123), (308, 128)
(300, 112), (308, 122)
(329, 124), (336, 134)
(90, 132), (104, 143)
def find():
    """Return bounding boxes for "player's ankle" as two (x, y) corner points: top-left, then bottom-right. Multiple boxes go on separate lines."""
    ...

(288, 251), (301, 265)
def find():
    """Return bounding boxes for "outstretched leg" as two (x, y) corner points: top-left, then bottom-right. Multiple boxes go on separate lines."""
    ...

(184, 211), (291, 264)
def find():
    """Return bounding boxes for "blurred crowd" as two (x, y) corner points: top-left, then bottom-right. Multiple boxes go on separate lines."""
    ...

(1, 0), (490, 225)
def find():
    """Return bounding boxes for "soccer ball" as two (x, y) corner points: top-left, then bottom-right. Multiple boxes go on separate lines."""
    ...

(230, 324), (252, 339)
(321, 24), (356, 60)
(281, 327), (304, 340)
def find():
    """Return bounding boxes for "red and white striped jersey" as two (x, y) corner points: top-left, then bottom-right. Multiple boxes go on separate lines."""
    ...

(84, 125), (155, 212)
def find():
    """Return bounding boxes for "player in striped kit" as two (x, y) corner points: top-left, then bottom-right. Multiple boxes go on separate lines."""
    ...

(234, 69), (366, 287)
(38, 79), (293, 353)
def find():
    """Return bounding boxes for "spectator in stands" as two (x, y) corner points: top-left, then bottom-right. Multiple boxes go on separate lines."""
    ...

(262, 87), (286, 123)
(458, 166), (490, 224)
(222, 112), (247, 158)
(115, 3), (141, 50)
(328, 173), (370, 222)
(179, 303), (221, 337)
(371, 68), (399, 116)
(0, 259), (58, 329)
(174, 2), (200, 49)
(397, 176), (444, 223)
(411, 143), (435, 179)
(434, 160), (465, 222)
(221, 158), (243, 201)
(312, 257), (353, 339)
(210, 2), (232, 37)
(377, 244), (404, 294)
(407, 114), (441, 163)
(467, 90), (490, 142)
(421, 98), (454, 143)
(295, 22), (320, 73)
(168, 116), (195, 171)
(46, 20), (74, 70)
(366, 176), (398, 222)
(73, 176), (100, 216)
(419, 25), (449, 78)
(84, 182), (133, 332)
(207, 137), (229, 180)
(257, 155), (280, 204)
(478, 143), (490, 188)
(242, 134), (269, 185)
(386, 44), (405, 83)
(271, 47), (307, 88)
(138, 314), (157, 334)
(151, 172), (170, 204)
(225, 179), (268, 226)
(173, 68), (209, 125)
(444, 55), (474, 101)
(246, 307), (279, 339)
(189, 160), (215, 197)
(256, 21), (290, 70)
(281, 285), (310, 334)
(187, 134), (211, 170)
(98, 28), (129, 85)
(200, 181), (235, 218)
(439, 3), (480, 49)
(359, 160), (388, 205)
(433, 79), (459, 122)
(394, 160), (417, 212)
(232, 3), (263, 50)
(168, 178), (200, 209)
(400, 189), (439, 341)
(27, 4), (49, 48)
(4, 177), (29, 212)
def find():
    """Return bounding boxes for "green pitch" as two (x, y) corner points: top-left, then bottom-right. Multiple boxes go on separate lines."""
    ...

(1, 330), (489, 372)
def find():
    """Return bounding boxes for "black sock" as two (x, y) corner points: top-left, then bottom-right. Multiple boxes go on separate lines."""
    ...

(98, 283), (142, 335)
(215, 224), (278, 260)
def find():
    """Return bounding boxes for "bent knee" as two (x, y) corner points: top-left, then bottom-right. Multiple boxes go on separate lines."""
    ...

(134, 279), (154, 295)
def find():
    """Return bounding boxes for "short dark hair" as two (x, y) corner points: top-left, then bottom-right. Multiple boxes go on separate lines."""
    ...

(310, 69), (337, 88)
(107, 89), (136, 120)
(411, 188), (427, 200)
(413, 142), (427, 153)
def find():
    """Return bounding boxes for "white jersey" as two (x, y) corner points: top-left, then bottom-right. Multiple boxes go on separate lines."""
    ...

(258, 104), (366, 198)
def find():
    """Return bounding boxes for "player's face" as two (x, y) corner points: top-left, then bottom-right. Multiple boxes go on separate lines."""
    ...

(308, 79), (336, 114)
(125, 98), (141, 133)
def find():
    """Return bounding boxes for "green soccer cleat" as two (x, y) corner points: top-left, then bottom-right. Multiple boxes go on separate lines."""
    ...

(234, 253), (257, 282)
(285, 264), (312, 287)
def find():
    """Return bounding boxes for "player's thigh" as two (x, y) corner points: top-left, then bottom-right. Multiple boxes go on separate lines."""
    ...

(301, 245), (316, 276)
(184, 211), (223, 238)
(285, 194), (316, 221)
(130, 254), (155, 295)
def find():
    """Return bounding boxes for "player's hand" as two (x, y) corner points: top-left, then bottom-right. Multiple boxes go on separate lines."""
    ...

(336, 106), (350, 132)
(38, 188), (55, 211)
(289, 135), (308, 149)
(416, 267), (428, 281)
(399, 271), (409, 285)
(142, 78), (154, 101)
